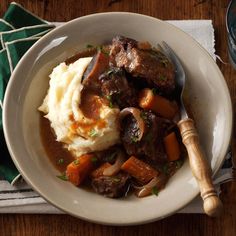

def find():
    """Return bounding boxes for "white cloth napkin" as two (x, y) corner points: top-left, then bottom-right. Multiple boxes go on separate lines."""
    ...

(0, 19), (233, 214)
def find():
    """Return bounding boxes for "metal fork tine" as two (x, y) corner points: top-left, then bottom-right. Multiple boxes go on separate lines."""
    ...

(161, 41), (185, 80)
(160, 41), (187, 119)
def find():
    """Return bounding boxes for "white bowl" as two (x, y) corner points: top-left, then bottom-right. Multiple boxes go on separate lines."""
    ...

(3, 12), (232, 225)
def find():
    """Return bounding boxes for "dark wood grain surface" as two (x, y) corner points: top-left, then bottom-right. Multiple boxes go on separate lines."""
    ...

(0, 0), (236, 235)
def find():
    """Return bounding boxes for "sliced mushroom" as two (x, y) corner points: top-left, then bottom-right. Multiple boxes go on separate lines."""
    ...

(103, 150), (126, 176)
(135, 173), (167, 198)
(119, 107), (145, 141)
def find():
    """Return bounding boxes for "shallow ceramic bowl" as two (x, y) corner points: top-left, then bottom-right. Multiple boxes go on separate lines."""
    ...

(3, 12), (232, 225)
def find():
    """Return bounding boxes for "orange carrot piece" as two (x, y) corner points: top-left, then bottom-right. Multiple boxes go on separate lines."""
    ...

(90, 162), (111, 179)
(121, 156), (158, 184)
(138, 88), (178, 119)
(66, 154), (94, 186)
(164, 132), (181, 161)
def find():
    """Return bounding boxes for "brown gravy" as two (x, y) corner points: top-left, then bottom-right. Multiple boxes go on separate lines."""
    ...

(40, 115), (74, 173)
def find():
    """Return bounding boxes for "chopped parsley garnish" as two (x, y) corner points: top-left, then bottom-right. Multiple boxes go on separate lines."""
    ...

(140, 111), (151, 127)
(151, 186), (159, 196)
(97, 45), (109, 56)
(106, 95), (113, 108)
(106, 152), (117, 162)
(112, 177), (121, 183)
(97, 45), (102, 51)
(106, 95), (112, 101)
(159, 75), (167, 81)
(89, 128), (98, 137)
(175, 159), (184, 169)
(152, 88), (158, 95)
(73, 159), (80, 165)
(57, 173), (68, 181)
(102, 49), (109, 56)
(91, 157), (98, 163)
(86, 44), (94, 48)
(162, 164), (169, 175)
(140, 111), (148, 120)
(57, 158), (64, 164)
(109, 101), (113, 108)
(131, 136), (139, 143)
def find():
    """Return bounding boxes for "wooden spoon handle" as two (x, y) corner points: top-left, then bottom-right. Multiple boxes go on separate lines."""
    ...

(178, 118), (223, 217)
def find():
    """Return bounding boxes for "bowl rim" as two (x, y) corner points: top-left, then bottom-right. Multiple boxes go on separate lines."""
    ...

(3, 12), (233, 225)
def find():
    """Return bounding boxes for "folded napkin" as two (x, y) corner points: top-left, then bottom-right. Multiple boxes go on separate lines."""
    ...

(0, 2), (55, 183)
(0, 2), (233, 214)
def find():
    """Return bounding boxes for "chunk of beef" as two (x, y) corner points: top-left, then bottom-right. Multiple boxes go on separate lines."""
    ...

(121, 110), (174, 164)
(99, 68), (137, 108)
(91, 172), (130, 198)
(82, 51), (110, 91)
(110, 36), (175, 95)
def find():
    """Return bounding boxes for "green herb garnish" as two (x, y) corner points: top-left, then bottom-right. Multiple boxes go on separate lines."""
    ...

(140, 111), (151, 127)
(57, 173), (68, 181)
(151, 186), (159, 196)
(73, 159), (80, 165)
(109, 101), (113, 108)
(175, 159), (184, 169)
(97, 45), (109, 55)
(131, 136), (139, 143)
(106, 152), (117, 162)
(152, 88), (158, 95)
(159, 75), (166, 81)
(106, 95), (112, 101)
(162, 163), (169, 175)
(91, 157), (98, 163)
(57, 158), (64, 164)
(106, 95), (114, 108)
(89, 128), (98, 137)
(140, 111), (148, 120)
(86, 44), (94, 48)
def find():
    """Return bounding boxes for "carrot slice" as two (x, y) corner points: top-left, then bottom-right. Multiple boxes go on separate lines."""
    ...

(164, 132), (181, 161)
(121, 156), (158, 184)
(90, 162), (112, 179)
(66, 154), (94, 186)
(138, 88), (178, 119)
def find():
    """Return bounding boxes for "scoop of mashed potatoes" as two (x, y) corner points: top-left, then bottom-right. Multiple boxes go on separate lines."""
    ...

(39, 57), (120, 157)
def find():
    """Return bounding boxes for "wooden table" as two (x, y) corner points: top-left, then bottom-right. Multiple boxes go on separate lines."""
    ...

(0, 0), (236, 235)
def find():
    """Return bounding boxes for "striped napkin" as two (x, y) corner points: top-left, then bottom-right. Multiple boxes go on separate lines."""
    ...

(0, 2), (55, 183)
(0, 2), (234, 214)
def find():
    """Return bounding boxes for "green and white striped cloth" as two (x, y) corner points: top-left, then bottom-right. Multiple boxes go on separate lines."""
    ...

(0, 2), (55, 183)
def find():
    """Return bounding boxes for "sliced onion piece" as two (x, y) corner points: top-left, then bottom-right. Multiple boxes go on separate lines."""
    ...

(103, 151), (125, 176)
(136, 174), (167, 198)
(119, 107), (145, 141)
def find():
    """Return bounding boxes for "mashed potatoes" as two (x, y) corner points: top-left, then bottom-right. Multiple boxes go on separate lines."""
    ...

(39, 57), (120, 157)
